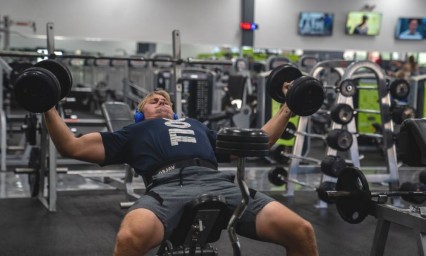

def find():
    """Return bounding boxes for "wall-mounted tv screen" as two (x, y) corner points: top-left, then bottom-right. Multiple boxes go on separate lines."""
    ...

(345, 11), (382, 36)
(298, 12), (334, 36)
(395, 17), (426, 40)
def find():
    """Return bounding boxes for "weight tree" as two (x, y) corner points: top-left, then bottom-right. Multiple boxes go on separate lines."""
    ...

(287, 60), (400, 208)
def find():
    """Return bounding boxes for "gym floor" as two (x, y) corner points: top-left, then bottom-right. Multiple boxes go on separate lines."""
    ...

(0, 139), (424, 256)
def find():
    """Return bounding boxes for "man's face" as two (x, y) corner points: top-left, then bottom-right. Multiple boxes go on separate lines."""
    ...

(142, 94), (174, 120)
(409, 20), (418, 33)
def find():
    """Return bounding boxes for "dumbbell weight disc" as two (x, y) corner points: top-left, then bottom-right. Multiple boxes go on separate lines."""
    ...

(286, 76), (324, 116)
(326, 129), (353, 151)
(280, 122), (297, 140)
(391, 105), (415, 125)
(389, 79), (410, 100)
(266, 64), (302, 103)
(320, 155), (347, 178)
(399, 182), (426, 204)
(35, 59), (73, 99)
(330, 103), (354, 125)
(14, 67), (61, 113)
(339, 79), (356, 97)
(272, 145), (291, 164)
(9, 62), (34, 86)
(267, 167), (288, 186)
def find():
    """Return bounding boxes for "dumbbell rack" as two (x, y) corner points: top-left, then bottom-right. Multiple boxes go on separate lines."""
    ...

(284, 59), (349, 197)
(286, 61), (400, 207)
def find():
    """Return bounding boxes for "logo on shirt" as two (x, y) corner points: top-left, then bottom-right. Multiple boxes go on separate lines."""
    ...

(165, 119), (196, 146)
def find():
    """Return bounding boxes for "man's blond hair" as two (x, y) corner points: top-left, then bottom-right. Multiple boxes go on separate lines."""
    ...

(137, 89), (173, 112)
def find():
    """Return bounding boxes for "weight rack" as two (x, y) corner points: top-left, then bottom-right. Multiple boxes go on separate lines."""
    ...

(286, 60), (400, 208)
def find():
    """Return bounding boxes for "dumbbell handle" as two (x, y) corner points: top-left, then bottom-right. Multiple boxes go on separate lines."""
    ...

(285, 128), (326, 140)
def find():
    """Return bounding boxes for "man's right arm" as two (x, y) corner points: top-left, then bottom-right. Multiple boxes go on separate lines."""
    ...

(43, 107), (106, 164)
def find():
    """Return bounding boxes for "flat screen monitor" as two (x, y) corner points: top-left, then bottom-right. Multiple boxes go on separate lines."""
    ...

(395, 17), (426, 40)
(345, 11), (382, 36)
(298, 12), (334, 36)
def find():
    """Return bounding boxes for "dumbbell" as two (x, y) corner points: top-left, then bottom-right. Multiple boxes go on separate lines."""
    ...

(336, 78), (410, 100)
(320, 155), (347, 178)
(397, 170), (426, 204)
(390, 103), (416, 125)
(14, 59), (73, 113)
(330, 103), (415, 125)
(267, 166), (337, 204)
(215, 127), (270, 255)
(266, 64), (324, 116)
(389, 79), (410, 100)
(283, 125), (353, 151)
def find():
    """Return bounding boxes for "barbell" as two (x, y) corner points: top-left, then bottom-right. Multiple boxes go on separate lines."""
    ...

(323, 166), (426, 224)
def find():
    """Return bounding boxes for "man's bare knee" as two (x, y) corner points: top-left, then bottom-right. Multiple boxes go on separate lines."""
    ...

(114, 209), (164, 256)
(256, 202), (318, 256)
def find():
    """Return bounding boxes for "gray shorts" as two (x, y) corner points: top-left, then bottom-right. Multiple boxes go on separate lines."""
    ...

(129, 166), (275, 240)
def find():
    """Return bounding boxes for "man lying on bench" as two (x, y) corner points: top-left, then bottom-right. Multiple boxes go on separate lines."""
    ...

(43, 88), (319, 256)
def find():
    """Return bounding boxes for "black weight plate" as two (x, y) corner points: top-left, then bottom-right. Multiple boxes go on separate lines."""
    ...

(280, 122), (297, 140)
(215, 147), (270, 157)
(14, 67), (61, 113)
(35, 59), (73, 99)
(317, 181), (337, 204)
(389, 79), (410, 100)
(339, 79), (356, 97)
(286, 76), (324, 116)
(266, 64), (302, 103)
(335, 167), (371, 224)
(320, 155), (347, 178)
(330, 103), (354, 125)
(216, 140), (269, 150)
(268, 167), (288, 186)
(217, 127), (269, 143)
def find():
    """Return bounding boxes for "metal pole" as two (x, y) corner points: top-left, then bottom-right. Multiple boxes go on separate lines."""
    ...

(46, 23), (55, 57)
(3, 16), (10, 51)
(172, 30), (182, 117)
(227, 157), (249, 256)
